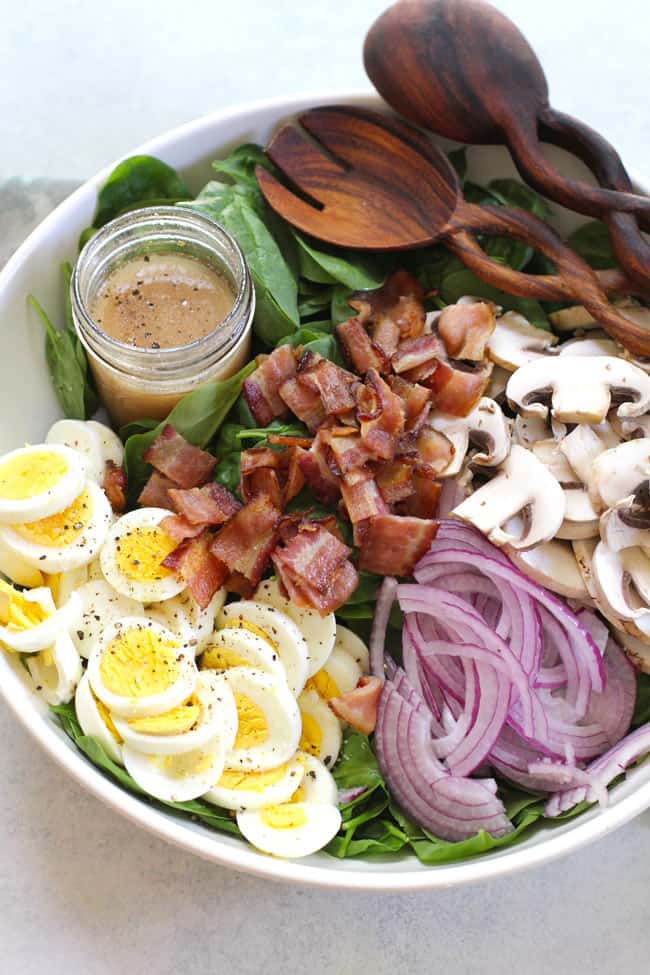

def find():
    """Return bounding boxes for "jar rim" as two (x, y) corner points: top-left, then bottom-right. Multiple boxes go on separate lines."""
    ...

(71, 205), (250, 361)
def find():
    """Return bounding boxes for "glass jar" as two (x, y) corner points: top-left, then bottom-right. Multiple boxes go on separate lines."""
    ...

(71, 206), (254, 427)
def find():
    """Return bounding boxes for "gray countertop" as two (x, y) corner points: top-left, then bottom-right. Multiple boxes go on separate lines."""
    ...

(2, 2), (650, 972)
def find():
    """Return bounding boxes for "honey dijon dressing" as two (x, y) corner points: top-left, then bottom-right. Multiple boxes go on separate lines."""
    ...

(91, 253), (235, 349)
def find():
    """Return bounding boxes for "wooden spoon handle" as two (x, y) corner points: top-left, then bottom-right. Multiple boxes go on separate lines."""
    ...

(448, 201), (650, 355)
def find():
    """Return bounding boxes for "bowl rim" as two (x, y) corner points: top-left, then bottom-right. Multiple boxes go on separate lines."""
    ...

(2, 86), (650, 892)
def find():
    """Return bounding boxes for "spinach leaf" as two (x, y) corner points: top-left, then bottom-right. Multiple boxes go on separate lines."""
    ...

(119, 417), (159, 441)
(212, 417), (309, 496)
(330, 285), (357, 326)
(568, 220), (619, 270)
(332, 731), (385, 792)
(93, 156), (191, 230)
(488, 178), (551, 219)
(28, 264), (99, 419)
(293, 233), (386, 290)
(278, 328), (343, 365)
(123, 361), (255, 500)
(298, 285), (336, 319)
(633, 673), (650, 727)
(439, 269), (551, 330)
(212, 143), (274, 188)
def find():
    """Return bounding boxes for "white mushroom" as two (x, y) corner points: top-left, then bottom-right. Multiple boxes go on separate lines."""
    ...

(572, 538), (599, 601)
(487, 311), (558, 371)
(615, 629), (650, 674)
(591, 541), (650, 623)
(589, 438), (650, 511)
(428, 398), (511, 477)
(452, 444), (565, 549)
(600, 496), (650, 552)
(558, 333), (619, 357)
(506, 356), (650, 424)
(530, 440), (599, 539)
(513, 415), (567, 448)
(485, 364), (510, 402)
(611, 415), (650, 440)
(548, 305), (600, 332)
(507, 540), (590, 600)
(558, 423), (620, 489)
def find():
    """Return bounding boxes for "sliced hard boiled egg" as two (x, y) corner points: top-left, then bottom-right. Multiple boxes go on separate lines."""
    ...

(122, 737), (227, 803)
(222, 666), (301, 771)
(254, 577), (336, 677)
(47, 564), (89, 608)
(0, 532), (44, 588)
(334, 624), (369, 674)
(305, 647), (362, 701)
(87, 616), (197, 719)
(26, 631), (82, 705)
(218, 600), (308, 697)
(46, 419), (105, 484)
(200, 626), (286, 682)
(297, 688), (342, 769)
(75, 672), (124, 764)
(0, 479), (112, 572)
(72, 579), (145, 658)
(0, 583), (80, 653)
(236, 801), (341, 859)
(86, 420), (124, 468)
(147, 603), (198, 657)
(100, 507), (185, 602)
(0, 443), (86, 524)
(292, 753), (338, 804)
(112, 670), (237, 756)
(160, 588), (226, 654)
(204, 754), (305, 811)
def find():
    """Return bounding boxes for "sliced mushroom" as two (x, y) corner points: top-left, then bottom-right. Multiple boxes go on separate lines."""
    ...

(556, 490), (600, 540)
(485, 364), (510, 402)
(428, 398), (511, 476)
(548, 306), (599, 332)
(558, 333), (619, 357)
(487, 311), (558, 371)
(452, 444), (565, 549)
(559, 423), (620, 488)
(589, 438), (650, 511)
(615, 629), (650, 673)
(611, 415), (650, 440)
(600, 495), (650, 551)
(572, 538), (599, 600)
(513, 415), (567, 448)
(506, 356), (650, 424)
(507, 539), (590, 600)
(591, 541), (650, 622)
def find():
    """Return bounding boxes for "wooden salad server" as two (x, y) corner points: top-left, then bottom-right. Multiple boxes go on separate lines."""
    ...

(363, 0), (650, 294)
(256, 106), (650, 355)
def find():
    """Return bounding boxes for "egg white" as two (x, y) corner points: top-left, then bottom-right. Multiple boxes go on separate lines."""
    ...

(222, 666), (301, 772)
(122, 736), (228, 803)
(0, 532), (45, 588)
(100, 507), (186, 603)
(47, 564), (89, 608)
(295, 753), (338, 804)
(254, 578), (336, 677)
(297, 688), (342, 769)
(204, 754), (305, 811)
(0, 444), (86, 524)
(0, 587), (81, 653)
(46, 419), (106, 484)
(236, 802), (341, 859)
(26, 631), (82, 705)
(86, 420), (124, 468)
(314, 647), (362, 699)
(334, 625), (369, 674)
(75, 672), (124, 764)
(218, 601), (308, 697)
(201, 626), (287, 682)
(72, 579), (145, 658)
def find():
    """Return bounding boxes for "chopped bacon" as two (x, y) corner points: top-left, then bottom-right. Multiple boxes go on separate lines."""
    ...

(391, 333), (441, 375)
(415, 426), (455, 476)
(163, 532), (227, 609)
(426, 359), (493, 417)
(161, 514), (207, 544)
(336, 317), (388, 375)
(279, 377), (327, 432)
(272, 521), (358, 614)
(356, 369), (405, 461)
(375, 458), (415, 505)
(168, 482), (241, 525)
(340, 471), (389, 526)
(397, 471), (442, 519)
(209, 495), (281, 585)
(103, 461), (126, 514)
(296, 352), (358, 417)
(242, 345), (297, 425)
(143, 425), (216, 489)
(282, 446), (306, 503)
(350, 270), (425, 341)
(388, 376), (432, 431)
(358, 513), (438, 576)
(266, 434), (313, 448)
(371, 318), (400, 359)
(239, 446), (305, 507)
(322, 428), (374, 476)
(138, 471), (177, 510)
(437, 301), (496, 361)
(299, 431), (341, 504)
(330, 676), (383, 734)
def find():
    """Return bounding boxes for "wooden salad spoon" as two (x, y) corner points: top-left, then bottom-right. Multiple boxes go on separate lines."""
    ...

(256, 106), (650, 355)
(363, 0), (650, 293)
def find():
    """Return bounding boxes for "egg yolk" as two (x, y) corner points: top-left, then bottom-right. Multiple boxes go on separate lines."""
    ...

(305, 669), (340, 701)
(127, 696), (202, 735)
(222, 619), (278, 651)
(0, 450), (67, 500)
(99, 626), (180, 699)
(217, 765), (289, 792)
(233, 693), (268, 749)
(92, 689), (123, 743)
(0, 580), (49, 631)
(114, 525), (177, 582)
(299, 711), (322, 758)
(201, 646), (249, 670)
(260, 803), (308, 830)
(15, 489), (92, 547)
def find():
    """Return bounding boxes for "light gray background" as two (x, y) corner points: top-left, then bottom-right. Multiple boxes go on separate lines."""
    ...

(2, 2), (650, 973)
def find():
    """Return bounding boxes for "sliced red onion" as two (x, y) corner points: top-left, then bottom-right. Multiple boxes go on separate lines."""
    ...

(370, 576), (397, 678)
(337, 786), (369, 805)
(437, 477), (466, 518)
(583, 638), (636, 747)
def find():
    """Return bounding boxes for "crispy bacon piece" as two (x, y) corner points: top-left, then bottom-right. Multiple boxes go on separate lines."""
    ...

(388, 376), (432, 431)
(330, 676), (383, 734)
(144, 425), (216, 489)
(358, 513), (438, 576)
(209, 494), (282, 585)
(350, 270), (425, 341)
(271, 521), (358, 614)
(397, 471), (442, 519)
(415, 426), (455, 476)
(438, 301), (496, 361)
(239, 446), (305, 507)
(161, 514), (207, 544)
(266, 434), (313, 448)
(296, 352), (358, 417)
(356, 369), (405, 462)
(336, 317), (388, 375)
(340, 471), (389, 526)
(138, 471), (177, 510)
(299, 431), (341, 504)
(279, 377), (327, 432)
(371, 318), (400, 359)
(242, 345), (297, 425)
(391, 333), (441, 376)
(103, 461), (126, 514)
(168, 482), (241, 525)
(322, 428), (374, 476)
(426, 359), (493, 417)
(163, 532), (228, 609)
(375, 458), (415, 505)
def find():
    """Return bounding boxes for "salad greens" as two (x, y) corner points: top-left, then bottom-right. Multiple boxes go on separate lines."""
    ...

(568, 220), (619, 270)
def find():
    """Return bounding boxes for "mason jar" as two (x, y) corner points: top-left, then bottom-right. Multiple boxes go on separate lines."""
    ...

(71, 206), (254, 427)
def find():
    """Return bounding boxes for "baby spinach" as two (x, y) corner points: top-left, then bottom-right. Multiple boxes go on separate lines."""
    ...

(211, 143), (275, 188)
(277, 328), (343, 365)
(293, 233), (386, 291)
(568, 220), (619, 269)
(28, 264), (98, 420)
(212, 417), (309, 496)
(330, 285), (357, 326)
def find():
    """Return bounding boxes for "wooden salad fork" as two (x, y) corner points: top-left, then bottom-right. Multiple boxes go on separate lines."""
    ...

(256, 106), (650, 355)
(364, 0), (650, 294)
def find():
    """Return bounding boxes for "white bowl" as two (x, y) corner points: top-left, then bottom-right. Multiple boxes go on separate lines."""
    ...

(1, 89), (649, 891)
